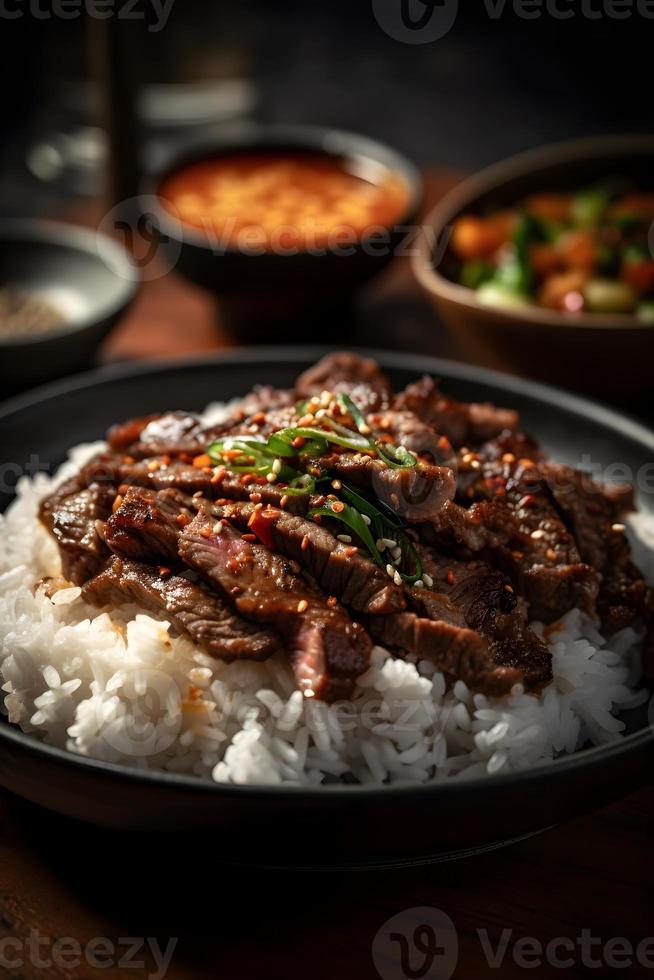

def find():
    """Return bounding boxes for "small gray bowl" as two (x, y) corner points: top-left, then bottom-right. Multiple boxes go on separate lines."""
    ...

(0, 220), (138, 391)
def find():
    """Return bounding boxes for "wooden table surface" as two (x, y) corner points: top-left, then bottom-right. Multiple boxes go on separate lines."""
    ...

(1, 173), (652, 980)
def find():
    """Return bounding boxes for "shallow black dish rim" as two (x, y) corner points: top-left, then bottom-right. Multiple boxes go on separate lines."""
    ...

(0, 345), (652, 807)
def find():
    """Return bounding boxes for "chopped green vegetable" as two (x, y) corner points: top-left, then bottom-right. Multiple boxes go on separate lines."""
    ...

(460, 260), (493, 290)
(571, 188), (609, 227)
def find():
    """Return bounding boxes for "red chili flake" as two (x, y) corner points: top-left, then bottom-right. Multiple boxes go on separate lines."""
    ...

(437, 436), (451, 452)
(280, 494), (289, 508)
(447, 569), (456, 585)
(511, 550), (525, 560)
(255, 476), (268, 485)
(122, 455), (135, 465)
(216, 498), (229, 506)
(546, 548), (558, 561)
(331, 500), (345, 513)
(327, 596), (338, 608)
(175, 513), (191, 528)
(241, 474), (255, 486)
(292, 436), (306, 449)
(199, 526), (212, 539)
(312, 514), (322, 524)
(158, 566), (172, 578)
(211, 466), (227, 484)
(249, 491), (262, 503)
(251, 411), (265, 424)
(188, 684), (202, 701)
(241, 533), (257, 542)
(180, 453), (192, 464)
(301, 535), (309, 551)
(518, 494), (535, 509)
(345, 546), (358, 557)
(118, 484), (129, 495)
(161, 454), (171, 466)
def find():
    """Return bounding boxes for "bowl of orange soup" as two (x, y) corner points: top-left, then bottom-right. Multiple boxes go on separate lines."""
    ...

(144, 126), (422, 337)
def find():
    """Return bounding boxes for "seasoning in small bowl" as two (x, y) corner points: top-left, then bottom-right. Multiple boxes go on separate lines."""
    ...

(0, 287), (67, 339)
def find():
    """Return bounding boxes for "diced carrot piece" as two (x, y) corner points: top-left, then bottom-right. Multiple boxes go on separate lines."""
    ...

(450, 215), (509, 261)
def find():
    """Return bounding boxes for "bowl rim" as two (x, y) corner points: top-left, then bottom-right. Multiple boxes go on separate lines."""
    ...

(141, 123), (424, 255)
(0, 343), (652, 802)
(412, 132), (654, 333)
(0, 218), (138, 349)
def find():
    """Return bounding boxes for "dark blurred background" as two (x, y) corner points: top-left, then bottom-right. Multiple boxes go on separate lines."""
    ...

(0, 0), (651, 218)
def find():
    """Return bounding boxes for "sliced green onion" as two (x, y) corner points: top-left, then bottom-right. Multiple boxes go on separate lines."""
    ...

(279, 426), (371, 452)
(336, 393), (369, 436)
(376, 443), (417, 469)
(309, 499), (382, 562)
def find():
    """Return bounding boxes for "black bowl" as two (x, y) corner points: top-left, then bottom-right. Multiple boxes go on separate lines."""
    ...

(0, 220), (138, 390)
(0, 347), (652, 869)
(141, 126), (423, 338)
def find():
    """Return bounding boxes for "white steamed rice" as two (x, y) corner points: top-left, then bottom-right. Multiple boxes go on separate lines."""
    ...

(0, 402), (651, 787)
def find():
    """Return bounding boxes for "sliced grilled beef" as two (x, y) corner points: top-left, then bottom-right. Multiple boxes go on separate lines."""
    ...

(295, 352), (393, 413)
(39, 478), (115, 584)
(305, 451), (456, 523)
(82, 556), (280, 661)
(218, 501), (406, 615)
(394, 375), (519, 448)
(178, 511), (372, 700)
(544, 461), (653, 632)
(368, 614), (524, 697)
(453, 446), (600, 616)
(104, 486), (192, 564)
(409, 546), (552, 688)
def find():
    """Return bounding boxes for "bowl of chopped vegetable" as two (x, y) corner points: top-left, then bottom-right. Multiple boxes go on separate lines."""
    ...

(413, 135), (654, 394)
(0, 220), (137, 392)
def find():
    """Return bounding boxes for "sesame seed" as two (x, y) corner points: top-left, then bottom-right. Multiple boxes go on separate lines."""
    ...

(280, 494), (289, 508)
(361, 514), (371, 526)
(304, 689), (315, 698)
(315, 408), (328, 419)
(192, 490), (203, 499)
(213, 521), (223, 534)
(531, 528), (546, 539)
(336, 534), (352, 543)
(422, 573), (433, 588)
(376, 539), (386, 551)
(266, 473), (277, 484)
(382, 537), (397, 549)
(612, 523), (626, 532)
(249, 491), (262, 503)
(147, 460), (159, 472)
(470, 460), (481, 470)
(297, 599), (309, 613)
(272, 458), (282, 475)
(393, 570), (403, 586)
(414, 579), (425, 588)
(331, 479), (342, 490)
(386, 563), (395, 578)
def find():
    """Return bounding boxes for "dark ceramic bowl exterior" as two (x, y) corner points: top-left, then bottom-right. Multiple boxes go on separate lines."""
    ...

(0, 347), (652, 868)
(142, 126), (423, 338)
(413, 135), (654, 394)
(0, 221), (137, 389)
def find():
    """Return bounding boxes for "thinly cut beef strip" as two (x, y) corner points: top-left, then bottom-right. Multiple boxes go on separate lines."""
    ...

(39, 477), (115, 584)
(104, 486), (193, 564)
(409, 546), (552, 687)
(295, 352), (393, 413)
(544, 461), (653, 634)
(369, 614), (524, 697)
(394, 374), (519, 448)
(217, 500), (406, 615)
(453, 443), (600, 617)
(179, 511), (372, 700)
(83, 556), (280, 662)
(304, 451), (456, 523)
